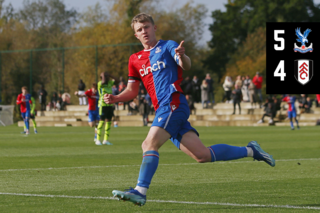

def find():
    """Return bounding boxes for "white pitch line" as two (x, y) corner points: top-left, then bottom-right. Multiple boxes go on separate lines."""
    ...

(0, 158), (319, 172)
(0, 192), (319, 210)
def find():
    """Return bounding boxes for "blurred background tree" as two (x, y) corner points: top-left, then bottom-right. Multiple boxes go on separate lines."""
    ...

(1, 0), (320, 105)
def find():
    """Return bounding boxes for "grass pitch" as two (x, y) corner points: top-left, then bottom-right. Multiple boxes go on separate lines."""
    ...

(0, 125), (319, 212)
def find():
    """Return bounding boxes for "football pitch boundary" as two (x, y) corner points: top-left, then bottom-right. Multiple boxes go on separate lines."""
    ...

(0, 158), (319, 172)
(0, 192), (319, 210)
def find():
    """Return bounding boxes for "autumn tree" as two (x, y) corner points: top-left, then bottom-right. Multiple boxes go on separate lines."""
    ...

(206, 0), (320, 81)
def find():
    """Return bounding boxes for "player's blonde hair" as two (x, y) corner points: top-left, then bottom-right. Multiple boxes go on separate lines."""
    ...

(21, 86), (27, 91)
(131, 13), (154, 31)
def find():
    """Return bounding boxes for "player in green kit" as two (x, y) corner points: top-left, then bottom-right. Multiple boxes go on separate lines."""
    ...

(96, 72), (119, 145)
(22, 96), (38, 134)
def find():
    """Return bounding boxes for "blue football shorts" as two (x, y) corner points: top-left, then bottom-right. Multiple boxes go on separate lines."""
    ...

(151, 93), (199, 149)
(21, 111), (30, 119)
(288, 110), (297, 118)
(88, 110), (100, 122)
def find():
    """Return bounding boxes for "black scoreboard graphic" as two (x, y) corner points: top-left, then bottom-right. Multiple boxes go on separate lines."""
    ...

(266, 23), (320, 94)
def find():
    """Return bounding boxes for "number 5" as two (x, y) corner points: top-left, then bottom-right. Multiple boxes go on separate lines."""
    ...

(274, 30), (285, 51)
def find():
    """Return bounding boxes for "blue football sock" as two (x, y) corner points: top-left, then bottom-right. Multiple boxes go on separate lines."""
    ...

(136, 151), (159, 188)
(290, 121), (294, 128)
(208, 144), (247, 162)
(295, 120), (299, 127)
(24, 118), (30, 130)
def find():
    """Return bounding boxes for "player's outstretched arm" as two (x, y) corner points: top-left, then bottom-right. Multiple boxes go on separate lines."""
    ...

(175, 41), (191, 71)
(74, 91), (86, 97)
(104, 81), (140, 104)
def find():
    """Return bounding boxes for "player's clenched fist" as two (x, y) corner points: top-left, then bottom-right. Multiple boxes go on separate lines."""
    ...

(175, 41), (185, 58)
(104, 93), (115, 104)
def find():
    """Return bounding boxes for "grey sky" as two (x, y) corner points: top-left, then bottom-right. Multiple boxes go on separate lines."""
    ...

(7, 0), (320, 46)
(7, 0), (228, 46)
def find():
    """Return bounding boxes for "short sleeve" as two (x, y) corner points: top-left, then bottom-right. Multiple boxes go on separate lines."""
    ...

(85, 90), (90, 97)
(128, 55), (141, 83)
(166, 40), (180, 65)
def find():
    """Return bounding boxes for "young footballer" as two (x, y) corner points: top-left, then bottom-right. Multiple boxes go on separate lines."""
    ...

(104, 13), (275, 206)
(75, 83), (100, 143)
(97, 72), (119, 145)
(282, 94), (300, 130)
(16, 86), (32, 135)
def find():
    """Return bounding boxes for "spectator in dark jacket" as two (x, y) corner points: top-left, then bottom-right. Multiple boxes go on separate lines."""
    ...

(78, 79), (87, 105)
(192, 76), (201, 103)
(205, 73), (214, 103)
(139, 91), (149, 126)
(38, 85), (47, 111)
(232, 85), (241, 114)
(304, 97), (313, 113)
(181, 76), (193, 95)
(186, 94), (195, 115)
(50, 92), (58, 110)
(257, 99), (274, 124)
(272, 96), (281, 118)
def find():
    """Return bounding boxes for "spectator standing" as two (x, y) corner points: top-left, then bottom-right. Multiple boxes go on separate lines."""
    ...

(235, 75), (243, 88)
(257, 99), (274, 124)
(272, 96), (281, 117)
(139, 90), (149, 126)
(232, 84), (241, 114)
(316, 94), (320, 107)
(200, 80), (208, 108)
(38, 85), (47, 111)
(145, 93), (153, 115)
(205, 74), (214, 104)
(243, 75), (251, 102)
(51, 92), (58, 110)
(298, 94), (307, 111)
(248, 81), (256, 108)
(78, 79), (87, 105)
(185, 94), (195, 115)
(252, 72), (263, 106)
(304, 97), (312, 113)
(241, 76), (249, 102)
(181, 76), (193, 95)
(235, 75), (243, 102)
(222, 76), (233, 103)
(192, 76), (201, 103)
(119, 76), (125, 85)
(56, 93), (63, 110)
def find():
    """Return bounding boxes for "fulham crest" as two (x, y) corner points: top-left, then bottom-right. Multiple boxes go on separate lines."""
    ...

(294, 59), (313, 85)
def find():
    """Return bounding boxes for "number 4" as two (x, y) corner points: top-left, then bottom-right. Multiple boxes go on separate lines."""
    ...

(274, 60), (286, 81)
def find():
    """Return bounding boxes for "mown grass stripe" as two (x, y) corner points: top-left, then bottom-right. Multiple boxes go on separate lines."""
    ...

(0, 158), (319, 172)
(0, 192), (319, 210)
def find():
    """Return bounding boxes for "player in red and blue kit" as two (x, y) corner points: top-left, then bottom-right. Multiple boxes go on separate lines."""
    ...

(104, 13), (275, 206)
(75, 83), (100, 142)
(282, 94), (300, 130)
(16, 86), (32, 135)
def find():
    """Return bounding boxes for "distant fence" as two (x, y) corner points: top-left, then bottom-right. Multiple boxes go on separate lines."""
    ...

(0, 43), (142, 105)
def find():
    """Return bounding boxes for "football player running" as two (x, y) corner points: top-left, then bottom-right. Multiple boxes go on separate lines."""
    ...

(75, 83), (100, 143)
(16, 86), (32, 135)
(104, 13), (275, 206)
(282, 94), (300, 130)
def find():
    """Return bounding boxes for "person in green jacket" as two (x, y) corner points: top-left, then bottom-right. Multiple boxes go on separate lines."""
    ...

(96, 72), (119, 145)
